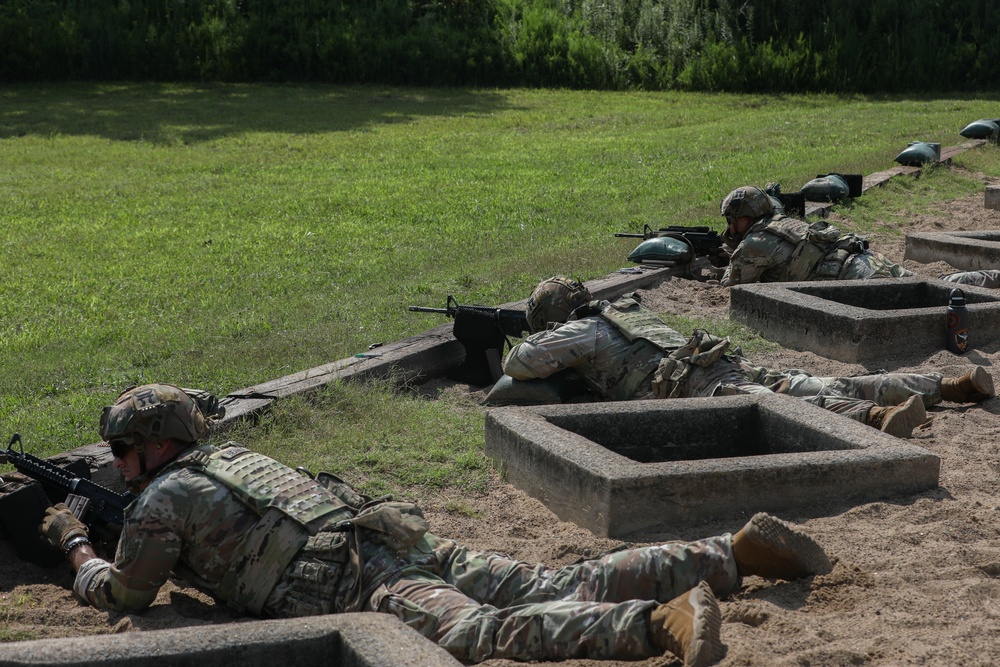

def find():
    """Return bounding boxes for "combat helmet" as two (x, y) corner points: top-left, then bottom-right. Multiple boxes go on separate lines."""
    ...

(526, 276), (592, 333)
(720, 186), (775, 223)
(100, 384), (209, 479)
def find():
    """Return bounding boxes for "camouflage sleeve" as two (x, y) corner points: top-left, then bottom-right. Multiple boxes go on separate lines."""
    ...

(72, 476), (192, 612)
(503, 319), (598, 380)
(720, 233), (779, 286)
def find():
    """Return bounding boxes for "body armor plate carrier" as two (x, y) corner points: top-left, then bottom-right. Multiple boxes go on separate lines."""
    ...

(599, 295), (690, 400)
(175, 444), (356, 615)
(759, 216), (868, 281)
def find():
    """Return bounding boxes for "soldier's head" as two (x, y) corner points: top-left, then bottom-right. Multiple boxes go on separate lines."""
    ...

(100, 383), (208, 486)
(526, 276), (592, 333)
(720, 186), (775, 243)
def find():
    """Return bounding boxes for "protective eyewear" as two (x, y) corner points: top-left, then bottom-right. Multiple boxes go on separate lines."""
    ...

(107, 434), (139, 459)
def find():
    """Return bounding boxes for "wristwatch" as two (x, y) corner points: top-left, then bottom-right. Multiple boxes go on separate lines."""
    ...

(62, 535), (92, 554)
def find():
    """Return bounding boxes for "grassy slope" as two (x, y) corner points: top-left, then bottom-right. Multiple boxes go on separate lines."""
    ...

(2, 83), (999, 495)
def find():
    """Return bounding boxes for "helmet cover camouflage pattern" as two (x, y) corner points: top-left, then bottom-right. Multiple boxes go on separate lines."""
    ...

(720, 186), (775, 222)
(526, 276), (593, 333)
(99, 383), (208, 448)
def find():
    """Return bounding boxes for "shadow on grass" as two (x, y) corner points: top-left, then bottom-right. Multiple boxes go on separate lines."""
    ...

(0, 82), (512, 144)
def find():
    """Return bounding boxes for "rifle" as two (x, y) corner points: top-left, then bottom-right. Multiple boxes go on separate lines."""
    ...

(615, 225), (729, 279)
(0, 433), (136, 556)
(615, 224), (724, 255)
(409, 296), (530, 386)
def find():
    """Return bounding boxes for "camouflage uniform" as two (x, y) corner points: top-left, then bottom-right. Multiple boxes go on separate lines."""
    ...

(72, 441), (743, 663)
(504, 296), (945, 422)
(940, 269), (1000, 289)
(721, 216), (911, 286)
(721, 214), (1000, 289)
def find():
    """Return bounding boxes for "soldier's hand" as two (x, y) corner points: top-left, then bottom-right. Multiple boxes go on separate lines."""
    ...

(39, 503), (88, 551)
(708, 247), (731, 268)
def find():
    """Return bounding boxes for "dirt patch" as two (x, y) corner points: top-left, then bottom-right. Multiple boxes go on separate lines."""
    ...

(4, 187), (1000, 666)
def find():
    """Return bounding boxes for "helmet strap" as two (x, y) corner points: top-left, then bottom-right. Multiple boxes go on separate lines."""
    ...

(124, 440), (191, 493)
(134, 441), (148, 476)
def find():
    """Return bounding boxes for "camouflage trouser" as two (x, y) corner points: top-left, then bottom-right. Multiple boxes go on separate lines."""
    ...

(777, 370), (942, 409)
(841, 251), (914, 279)
(694, 358), (942, 424)
(366, 532), (739, 663)
(940, 270), (1000, 289)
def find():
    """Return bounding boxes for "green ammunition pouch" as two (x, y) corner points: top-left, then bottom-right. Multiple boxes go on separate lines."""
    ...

(651, 329), (731, 399)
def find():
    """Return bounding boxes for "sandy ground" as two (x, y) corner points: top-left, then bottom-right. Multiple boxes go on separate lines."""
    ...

(3, 177), (1000, 666)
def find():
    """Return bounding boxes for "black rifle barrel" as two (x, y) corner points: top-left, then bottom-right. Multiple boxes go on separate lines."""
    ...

(408, 306), (452, 314)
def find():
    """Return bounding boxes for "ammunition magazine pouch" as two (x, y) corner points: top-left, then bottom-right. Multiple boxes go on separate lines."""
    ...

(348, 502), (429, 552)
(783, 222), (840, 281)
(651, 330), (731, 399)
(610, 339), (669, 401)
(217, 507), (312, 615)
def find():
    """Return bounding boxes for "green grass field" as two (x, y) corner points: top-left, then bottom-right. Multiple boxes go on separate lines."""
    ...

(2, 83), (999, 497)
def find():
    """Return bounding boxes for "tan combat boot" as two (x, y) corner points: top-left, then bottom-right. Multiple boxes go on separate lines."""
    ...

(732, 512), (833, 581)
(940, 366), (995, 403)
(648, 581), (726, 667)
(866, 395), (926, 438)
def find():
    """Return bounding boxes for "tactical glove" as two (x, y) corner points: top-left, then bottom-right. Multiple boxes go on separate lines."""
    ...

(39, 503), (89, 551)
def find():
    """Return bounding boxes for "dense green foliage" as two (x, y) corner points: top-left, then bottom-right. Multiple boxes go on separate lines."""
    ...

(1, 0), (998, 92)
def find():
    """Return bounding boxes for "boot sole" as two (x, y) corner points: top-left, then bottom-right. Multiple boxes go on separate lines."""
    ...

(687, 581), (727, 667)
(969, 366), (995, 400)
(880, 395), (926, 438)
(745, 513), (833, 577)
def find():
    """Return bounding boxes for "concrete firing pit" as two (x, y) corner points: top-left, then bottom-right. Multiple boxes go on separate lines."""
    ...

(484, 394), (939, 538)
(729, 277), (1000, 363)
(0, 613), (462, 667)
(905, 230), (1000, 271)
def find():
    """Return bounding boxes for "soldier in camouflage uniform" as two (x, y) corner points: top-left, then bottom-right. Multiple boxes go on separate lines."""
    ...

(502, 277), (994, 438)
(39, 383), (837, 667)
(718, 185), (999, 288)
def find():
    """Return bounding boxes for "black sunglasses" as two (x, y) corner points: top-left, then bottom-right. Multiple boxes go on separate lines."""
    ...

(108, 435), (139, 459)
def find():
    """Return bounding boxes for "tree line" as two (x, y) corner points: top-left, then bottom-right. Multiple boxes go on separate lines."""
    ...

(2, 0), (996, 92)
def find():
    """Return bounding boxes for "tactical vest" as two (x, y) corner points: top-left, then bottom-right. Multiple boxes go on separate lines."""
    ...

(599, 295), (689, 400)
(170, 444), (357, 615)
(759, 216), (867, 281)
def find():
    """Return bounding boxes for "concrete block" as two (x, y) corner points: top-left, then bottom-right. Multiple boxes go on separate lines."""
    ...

(986, 186), (1000, 211)
(0, 613), (461, 667)
(728, 278), (1000, 363)
(905, 230), (1000, 270)
(485, 394), (939, 538)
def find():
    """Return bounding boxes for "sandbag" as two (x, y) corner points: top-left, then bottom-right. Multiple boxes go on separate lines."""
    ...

(959, 119), (1000, 140)
(895, 141), (940, 167)
(484, 371), (589, 406)
(800, 174), (850, 202)
(627, 235), (693, 264)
